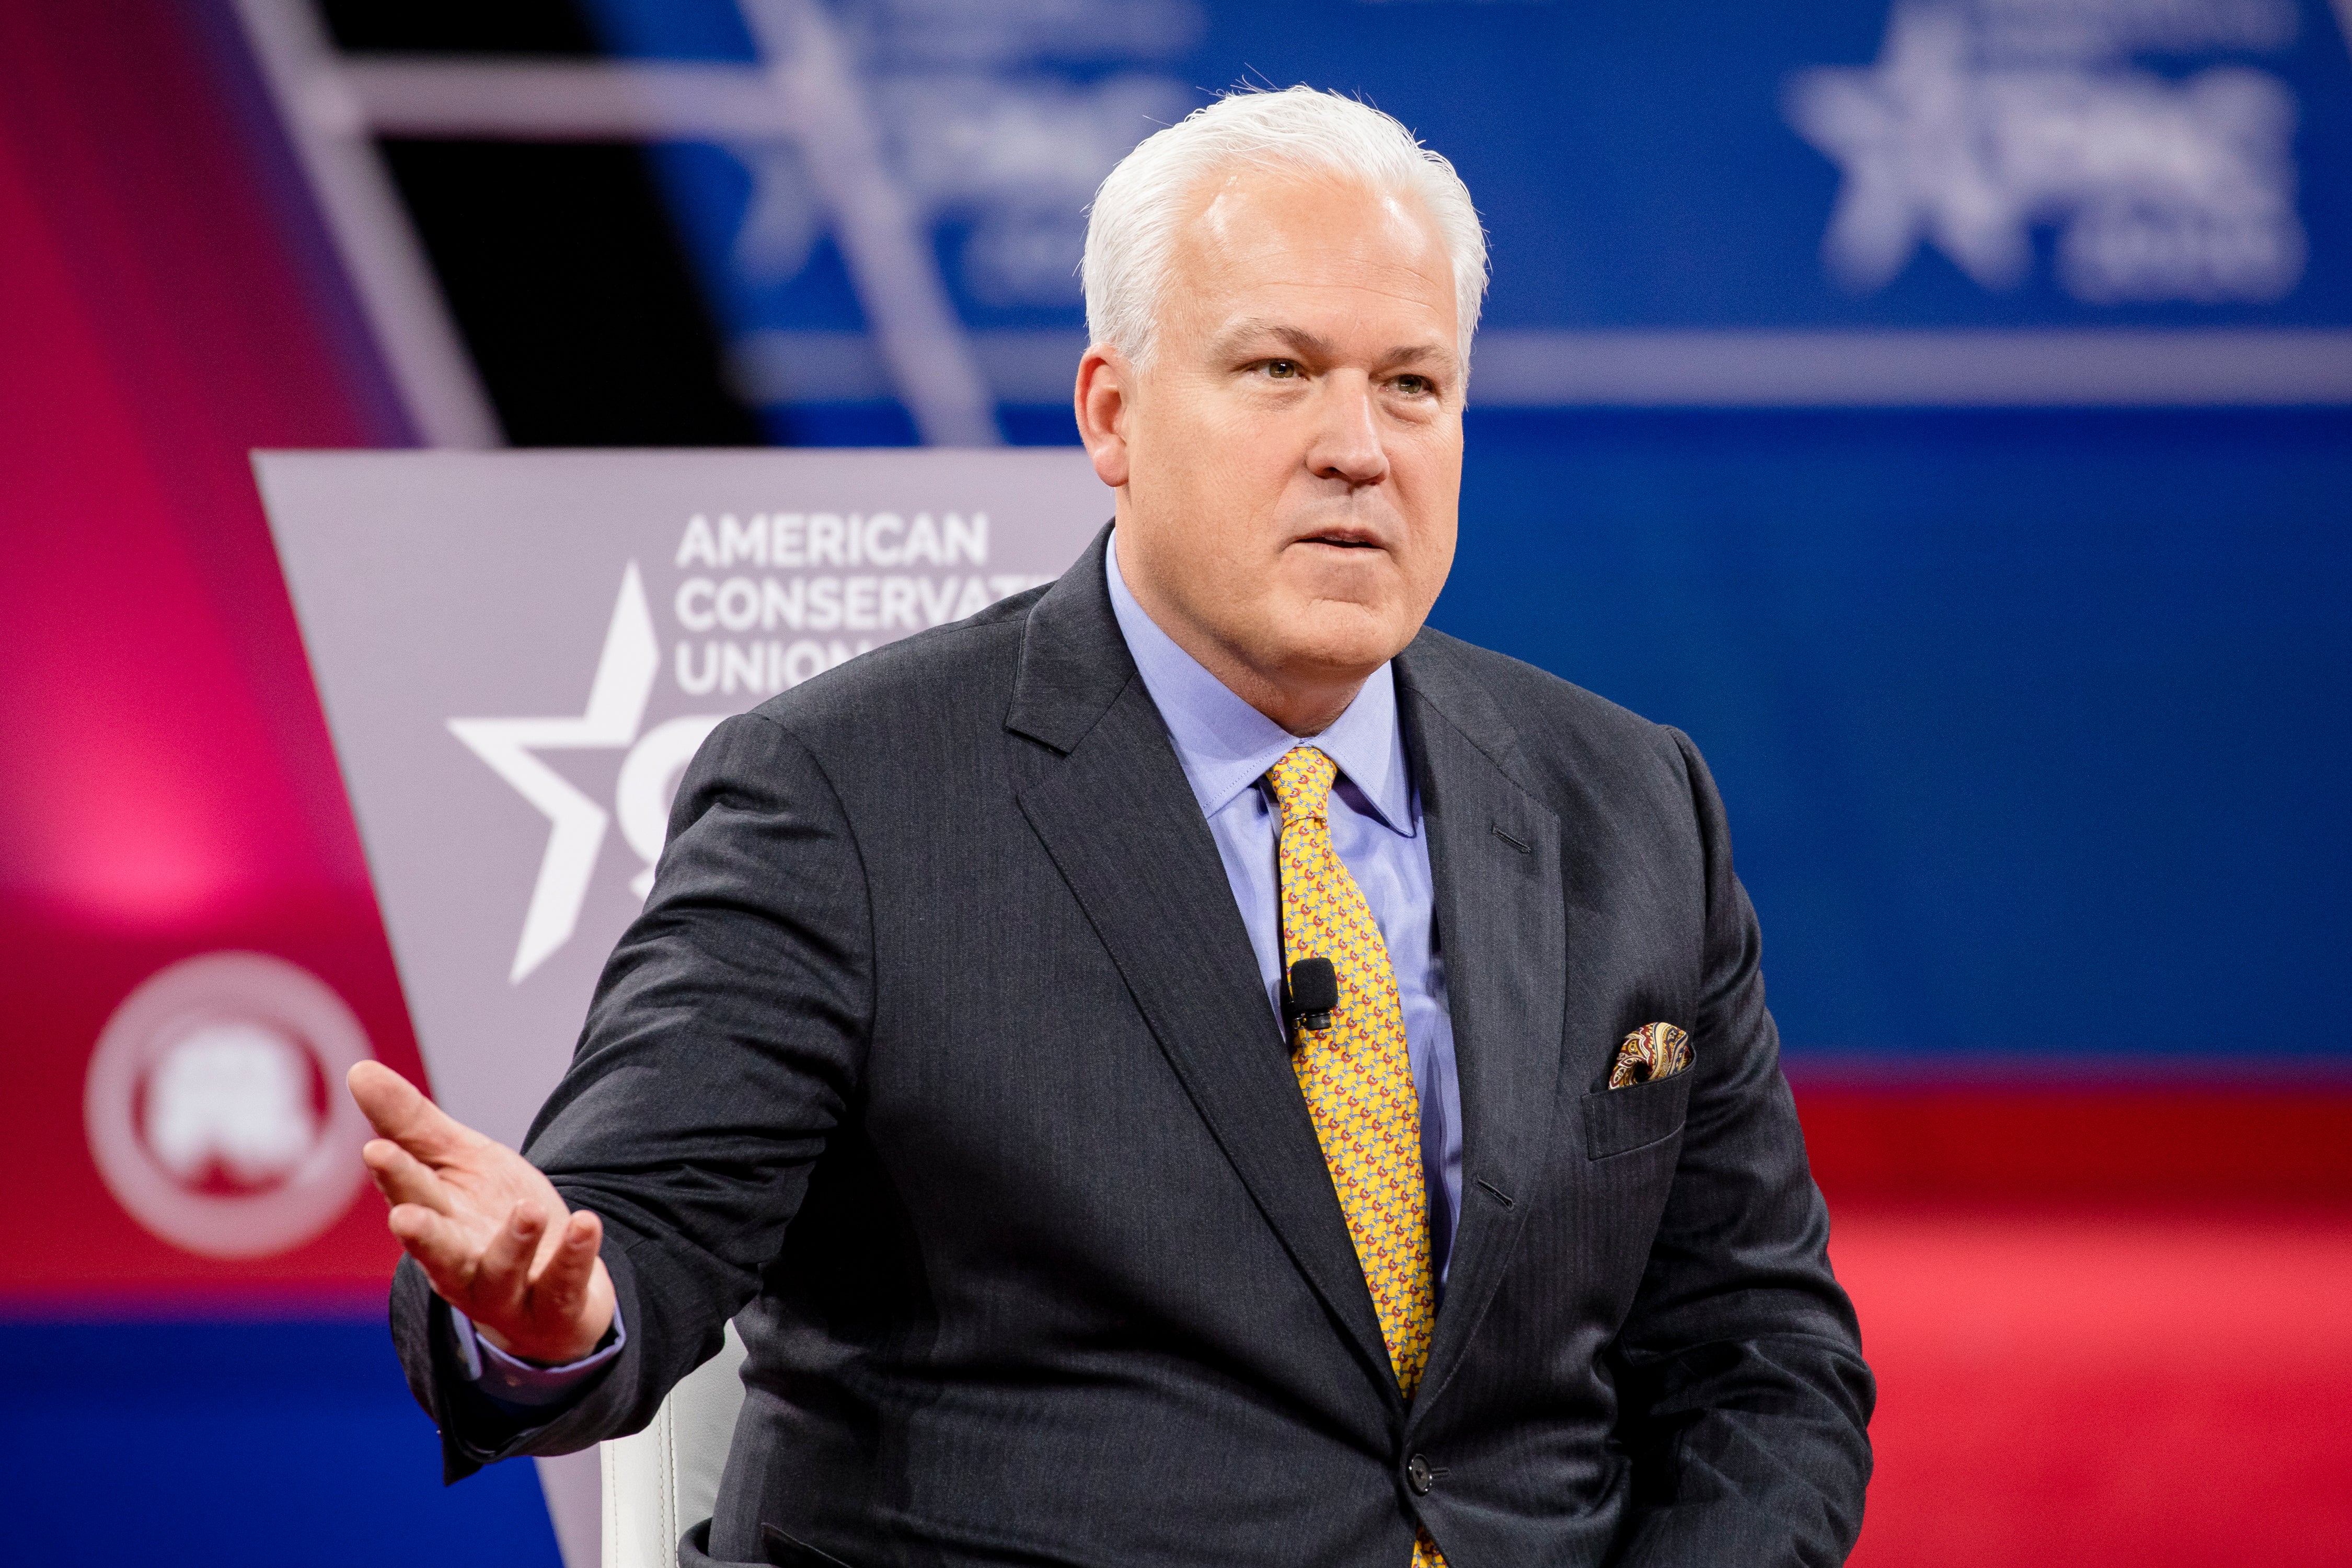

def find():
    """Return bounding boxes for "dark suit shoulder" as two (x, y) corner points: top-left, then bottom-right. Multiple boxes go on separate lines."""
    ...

(1402, 625), (1688, 795)
(741, 583), (1047, 762)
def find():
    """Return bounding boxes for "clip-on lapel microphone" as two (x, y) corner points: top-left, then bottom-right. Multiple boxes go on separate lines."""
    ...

(1282, 956), (1339, 1048)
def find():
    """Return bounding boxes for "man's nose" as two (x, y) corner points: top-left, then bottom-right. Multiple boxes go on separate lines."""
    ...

(1307, 375), (1390, 488)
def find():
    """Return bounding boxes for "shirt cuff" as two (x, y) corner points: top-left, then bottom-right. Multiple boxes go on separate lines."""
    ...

(448, 1301), (626, 1411)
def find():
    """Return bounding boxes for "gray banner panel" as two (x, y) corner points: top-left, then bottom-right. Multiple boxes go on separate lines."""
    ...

(259, 448), (1104, 1152)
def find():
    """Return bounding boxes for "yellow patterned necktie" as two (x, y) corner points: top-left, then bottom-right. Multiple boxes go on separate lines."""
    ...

(1265, 747), (1447, 1568)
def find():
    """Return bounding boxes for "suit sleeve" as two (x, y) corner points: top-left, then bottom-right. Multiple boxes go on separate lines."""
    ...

(390, 710), (874, 1481)
(1605, 728), (1875, 1566)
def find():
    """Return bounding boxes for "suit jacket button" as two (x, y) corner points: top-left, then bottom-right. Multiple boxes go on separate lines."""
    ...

(1406, 1454), (1435, 1495)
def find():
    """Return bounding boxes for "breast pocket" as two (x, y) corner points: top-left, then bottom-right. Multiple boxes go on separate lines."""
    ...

(1580, 1069), (1692, 1161)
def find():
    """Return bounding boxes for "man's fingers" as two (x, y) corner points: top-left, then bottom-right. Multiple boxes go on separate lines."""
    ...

(348, 1062), (471, 1163)
(385, 1202), (479, 1288)
(473, 1201), (546, 1317)
(361, 1138), (453, 1214)
(524, 1193), (586, 1277)
(531, 1209), (603, 1312)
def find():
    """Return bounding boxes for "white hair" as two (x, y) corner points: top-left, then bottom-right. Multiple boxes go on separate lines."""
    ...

(1081, 86), (1489, 370)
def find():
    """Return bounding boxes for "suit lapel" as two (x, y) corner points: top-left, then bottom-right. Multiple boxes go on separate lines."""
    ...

(1008, 532), (1401, 1408)
(1394, 635), (1569, 1422)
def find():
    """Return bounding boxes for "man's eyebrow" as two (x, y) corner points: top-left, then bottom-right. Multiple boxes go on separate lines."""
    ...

(1212, 319), (1459, 376)
(1377, 342), (1453, 373)
(1211, 319), (1336, 360)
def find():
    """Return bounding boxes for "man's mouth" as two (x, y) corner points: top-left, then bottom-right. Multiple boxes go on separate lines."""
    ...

(1296, 529), (1382, 550)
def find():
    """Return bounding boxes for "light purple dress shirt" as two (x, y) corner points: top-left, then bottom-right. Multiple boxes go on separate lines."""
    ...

(1104, 532), (1464, 1283)
(462, 533), (1467, 1401)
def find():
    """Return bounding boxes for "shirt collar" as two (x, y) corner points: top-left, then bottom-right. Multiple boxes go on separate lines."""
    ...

(1105, 529), (1413, 835)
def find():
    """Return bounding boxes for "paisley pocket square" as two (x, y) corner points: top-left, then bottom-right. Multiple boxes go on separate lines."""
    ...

(1608, 1022), (1691, 1089)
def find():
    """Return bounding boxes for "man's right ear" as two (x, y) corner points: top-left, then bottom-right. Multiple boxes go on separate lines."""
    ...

(1074, 345), (1131, 490)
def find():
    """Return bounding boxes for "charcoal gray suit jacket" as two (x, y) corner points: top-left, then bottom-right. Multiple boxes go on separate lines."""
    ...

(391, 525), (1872, 1567)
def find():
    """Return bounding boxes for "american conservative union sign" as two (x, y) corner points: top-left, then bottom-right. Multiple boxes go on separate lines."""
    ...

(258, 449), (1103, 1153)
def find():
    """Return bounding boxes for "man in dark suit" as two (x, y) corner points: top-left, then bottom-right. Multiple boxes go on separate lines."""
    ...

(351, 86), (1871, 1566)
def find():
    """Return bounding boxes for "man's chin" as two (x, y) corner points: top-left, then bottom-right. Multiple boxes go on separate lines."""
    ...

(1271, 595), (1419, 675)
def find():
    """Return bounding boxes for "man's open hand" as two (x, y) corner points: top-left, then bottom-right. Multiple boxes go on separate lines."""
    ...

(349, 1061), (616, 1365)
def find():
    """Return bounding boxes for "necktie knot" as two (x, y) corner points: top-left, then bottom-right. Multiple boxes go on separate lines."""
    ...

(1265, 746), (1338, 827)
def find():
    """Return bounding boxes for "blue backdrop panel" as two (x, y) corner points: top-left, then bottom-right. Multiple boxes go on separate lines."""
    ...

(0, 1319), (561, 1567)
(1443, 408), (2352, 1063)
(575, 0), (2352, 346)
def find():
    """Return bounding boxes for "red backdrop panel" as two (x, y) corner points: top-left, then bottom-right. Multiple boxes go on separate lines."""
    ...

(1796, 1082), (2352, 1203)
(1837, 1206), (2352, 1567)
(0, 0), (419, 1305)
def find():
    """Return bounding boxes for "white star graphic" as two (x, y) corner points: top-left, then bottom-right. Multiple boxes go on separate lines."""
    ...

(1784, 5), (2030, 292)
(449, 563), (660, 983)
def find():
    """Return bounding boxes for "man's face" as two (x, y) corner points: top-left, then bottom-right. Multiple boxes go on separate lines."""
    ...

(1081, 164), (1464, 723)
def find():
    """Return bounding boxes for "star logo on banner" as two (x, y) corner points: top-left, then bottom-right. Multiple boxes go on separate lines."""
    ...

(1783, 5), (2030, 292)
(1783, 3), (2305, 303)
(448, 564), (660, 984)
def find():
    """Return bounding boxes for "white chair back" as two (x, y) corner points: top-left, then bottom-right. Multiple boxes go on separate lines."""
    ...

(599, 1320), (749, 1568)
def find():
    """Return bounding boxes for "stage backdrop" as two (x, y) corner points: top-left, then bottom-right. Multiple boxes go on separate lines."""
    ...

(257, 446), (1104, 1565)
(575, 0), (2352, 428)
(8, 7), (2349, 1568)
